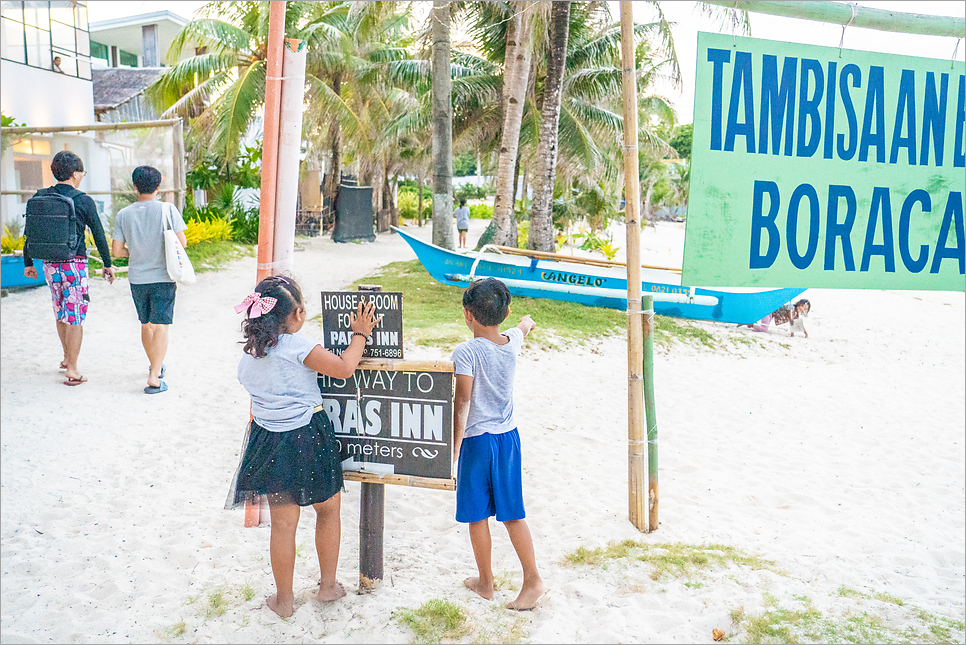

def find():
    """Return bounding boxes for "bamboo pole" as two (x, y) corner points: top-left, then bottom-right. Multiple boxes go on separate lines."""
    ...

(255, 0), (287, 284)
(642, 295), (658, 532)
(343, 471), (456, 491)
(172, 117), (186, 211)
(0, 119), (182, 134)
(619, 1), (647, 533)
(701, 0), (965, 38)
(487, 245), (682, 273)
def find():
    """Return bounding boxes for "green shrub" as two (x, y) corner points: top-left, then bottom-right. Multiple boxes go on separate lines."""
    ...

(469, 204), (493, 219)
(185, 217), (233, 247)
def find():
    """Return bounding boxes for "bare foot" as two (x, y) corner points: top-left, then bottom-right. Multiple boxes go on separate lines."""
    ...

(464, 576), (494, 600)
(59, 361), (67, 370)
(317, 581), (346, 602)
(506, 580), (546, 611)
(266, 593), (294, 618)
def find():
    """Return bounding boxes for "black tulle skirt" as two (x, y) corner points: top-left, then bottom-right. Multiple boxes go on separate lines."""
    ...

(225, 408), (343, 509)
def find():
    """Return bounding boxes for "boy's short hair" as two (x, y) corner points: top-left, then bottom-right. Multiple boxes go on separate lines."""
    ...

(50, 151), (84, 181)
(463, 278), (510, 326)
(132, 166), (163, 194)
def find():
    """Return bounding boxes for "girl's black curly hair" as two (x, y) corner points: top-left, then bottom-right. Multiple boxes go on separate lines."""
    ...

(240, 275), (305, 358)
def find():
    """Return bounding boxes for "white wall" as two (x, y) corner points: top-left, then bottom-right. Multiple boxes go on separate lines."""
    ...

(0, 60), (95, 127)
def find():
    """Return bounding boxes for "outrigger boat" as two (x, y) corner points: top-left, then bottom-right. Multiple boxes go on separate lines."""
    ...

(394, 227), (805, 325)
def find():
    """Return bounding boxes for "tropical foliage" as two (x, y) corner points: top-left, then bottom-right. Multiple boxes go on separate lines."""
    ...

(149, 1), (745, 253)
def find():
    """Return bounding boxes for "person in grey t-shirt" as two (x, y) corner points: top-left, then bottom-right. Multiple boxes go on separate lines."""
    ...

(111, 166), (188, 394)
(454, 198), (471, 249)
(451, 278), (545, 610)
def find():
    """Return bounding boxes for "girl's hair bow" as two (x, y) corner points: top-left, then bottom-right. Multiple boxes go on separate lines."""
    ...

(234, 292), (278, 318)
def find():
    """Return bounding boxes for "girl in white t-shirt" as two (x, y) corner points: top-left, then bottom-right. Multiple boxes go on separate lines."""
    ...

(227, 275), (380, 618)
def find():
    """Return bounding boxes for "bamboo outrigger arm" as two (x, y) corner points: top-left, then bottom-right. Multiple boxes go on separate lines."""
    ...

(701, 0), (965, 39)
(481, 244), (682, 274)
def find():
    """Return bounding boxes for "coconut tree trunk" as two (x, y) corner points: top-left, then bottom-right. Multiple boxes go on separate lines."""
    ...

(528, 0), (570, 251)
(431, 0), (454, 249)
(492, 0), (533, 246)
(418, 167), (425, 227)
(322, 73), (342, 218)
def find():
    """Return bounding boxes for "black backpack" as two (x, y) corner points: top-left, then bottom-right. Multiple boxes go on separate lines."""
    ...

(24, 187), (81, 261)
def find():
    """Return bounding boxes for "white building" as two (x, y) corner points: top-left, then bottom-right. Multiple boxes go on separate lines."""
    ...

(1, 3), (192, 227)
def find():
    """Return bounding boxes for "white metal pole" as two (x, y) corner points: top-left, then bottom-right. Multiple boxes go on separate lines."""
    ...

(272, 38), (307, 275)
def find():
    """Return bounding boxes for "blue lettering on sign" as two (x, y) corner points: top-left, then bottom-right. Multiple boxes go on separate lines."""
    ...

(539, 271), (605, 288)
(750, 180), (781, 268)
(861, 187), (896, 272)
(702, 51), (965, 168)
(747, 183), (965, 276)
(920, 72), (948, 166)
(931, 192), (965, 274)
(825, 185), (857, 271)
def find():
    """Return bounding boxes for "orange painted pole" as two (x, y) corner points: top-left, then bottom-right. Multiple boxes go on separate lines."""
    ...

(255, 0), (287, 284)
(246, 0), (287, 528)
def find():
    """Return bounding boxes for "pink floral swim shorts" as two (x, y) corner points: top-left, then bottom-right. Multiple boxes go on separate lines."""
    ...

(43, 259), (89, 325)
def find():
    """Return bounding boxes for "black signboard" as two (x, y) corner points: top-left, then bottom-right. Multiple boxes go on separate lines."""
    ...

(333, 185), (375, 243)
(318, 360), (453, 480)
(320, 291), (404, 359)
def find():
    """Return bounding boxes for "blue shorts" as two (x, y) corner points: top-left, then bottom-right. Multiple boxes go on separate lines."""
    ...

(455, 428), (525, 523)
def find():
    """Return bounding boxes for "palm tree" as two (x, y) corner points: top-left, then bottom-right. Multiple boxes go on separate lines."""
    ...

(147, 1), (311, 166)
(527, 0), (570, 252)
(300, 1), (412, 215)
(489, 0), (534, 247)
(430, 0), (454, 249)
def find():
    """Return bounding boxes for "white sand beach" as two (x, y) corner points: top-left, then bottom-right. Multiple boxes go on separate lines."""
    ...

(1, 220), (963, 644)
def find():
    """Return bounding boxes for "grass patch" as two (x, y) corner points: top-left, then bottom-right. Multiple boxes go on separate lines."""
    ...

(240, 581), (256, 602)
(202, 587), (229, 620)
(334, 260), (722, 352)
(653, 315), (717, 349)
(474, 604), (530, 644)
(493, 570), (519, 592)
(561, 539), (780, 581)
(159, 621), (187, 641)
(395, 598), (468, 644)
(185, 240), (254, 273)
(837, 586), (905, 607)
(729, 593), (965, 644)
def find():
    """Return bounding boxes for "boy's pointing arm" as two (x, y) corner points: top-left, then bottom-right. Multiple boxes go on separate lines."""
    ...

(517, 315), (536, 337)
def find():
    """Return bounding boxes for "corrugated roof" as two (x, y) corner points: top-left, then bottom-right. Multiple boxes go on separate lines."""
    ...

(92, 68), (164, 111)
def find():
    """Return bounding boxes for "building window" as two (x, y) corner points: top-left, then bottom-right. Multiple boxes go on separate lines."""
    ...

(89, 36), (105, 64)
(118, 48), (136, 67)
(0, 1), (91, 80)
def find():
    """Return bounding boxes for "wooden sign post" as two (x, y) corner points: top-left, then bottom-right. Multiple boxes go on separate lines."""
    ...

(319, 285), (455, 591)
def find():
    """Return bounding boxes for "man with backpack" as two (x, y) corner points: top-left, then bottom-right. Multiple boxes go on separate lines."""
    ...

(23, 151), (115, 386)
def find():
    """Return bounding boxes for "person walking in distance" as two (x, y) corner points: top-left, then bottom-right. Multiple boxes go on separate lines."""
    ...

(23, 151), (115, 385)
(111, 166), (188, 394)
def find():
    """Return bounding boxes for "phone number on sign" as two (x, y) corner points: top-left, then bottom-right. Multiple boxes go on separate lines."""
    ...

(365, 347), (403, 358)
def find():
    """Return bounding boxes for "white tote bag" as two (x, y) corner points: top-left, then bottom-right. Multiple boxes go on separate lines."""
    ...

(163, 203), (196, 285)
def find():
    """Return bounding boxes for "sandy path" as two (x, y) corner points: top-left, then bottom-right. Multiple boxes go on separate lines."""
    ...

(1, 221), (963, 643)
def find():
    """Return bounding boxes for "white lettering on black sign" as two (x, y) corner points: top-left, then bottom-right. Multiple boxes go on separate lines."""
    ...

(320, 291), (404, 359)
(318, 368), (453, 479)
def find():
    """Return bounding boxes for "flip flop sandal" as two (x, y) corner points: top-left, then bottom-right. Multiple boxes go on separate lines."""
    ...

(144, 382), (168, 394)
(63, 376), (87, 386)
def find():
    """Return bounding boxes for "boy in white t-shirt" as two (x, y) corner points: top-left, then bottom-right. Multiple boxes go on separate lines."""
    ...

(451, 278), (545, 610)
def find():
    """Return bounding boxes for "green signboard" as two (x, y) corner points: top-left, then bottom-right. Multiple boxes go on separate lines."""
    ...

(683, 33), (965, 290)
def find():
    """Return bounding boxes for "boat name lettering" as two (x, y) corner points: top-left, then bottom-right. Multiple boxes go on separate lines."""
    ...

(540, 271), (606, 287)
(649, 285), (689, 295)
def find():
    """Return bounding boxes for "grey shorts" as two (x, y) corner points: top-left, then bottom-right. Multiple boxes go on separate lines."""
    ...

(130, 282), (177, 325)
